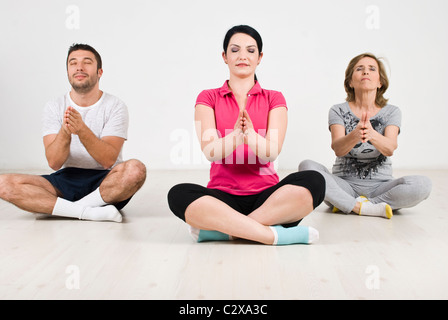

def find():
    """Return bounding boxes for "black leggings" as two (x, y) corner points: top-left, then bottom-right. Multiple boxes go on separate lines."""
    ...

(167, 171), (325, 227)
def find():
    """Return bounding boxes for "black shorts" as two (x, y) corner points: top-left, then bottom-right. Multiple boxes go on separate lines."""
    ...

(42, 167), (131, 210)
(167, 171), (325, 227)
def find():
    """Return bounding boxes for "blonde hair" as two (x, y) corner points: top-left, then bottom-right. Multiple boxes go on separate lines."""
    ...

(344, 53), (389, 108)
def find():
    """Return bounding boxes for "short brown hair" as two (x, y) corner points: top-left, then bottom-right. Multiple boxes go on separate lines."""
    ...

(66, 43), (102, 70)
(344, 53), (389, 108)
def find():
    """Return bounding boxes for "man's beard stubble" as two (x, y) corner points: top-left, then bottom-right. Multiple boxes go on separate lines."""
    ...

(69, 74), (98, 94)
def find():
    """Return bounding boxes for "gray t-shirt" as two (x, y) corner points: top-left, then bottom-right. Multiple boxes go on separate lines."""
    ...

(328, 102), (401, 180)
(42, 92), (129, 170)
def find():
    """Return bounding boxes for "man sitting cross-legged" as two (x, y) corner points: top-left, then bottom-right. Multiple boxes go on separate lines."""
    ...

(0, 43), (146, 222)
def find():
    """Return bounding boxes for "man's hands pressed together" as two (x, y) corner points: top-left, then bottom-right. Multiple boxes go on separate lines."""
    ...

(64, 106), (87, 135)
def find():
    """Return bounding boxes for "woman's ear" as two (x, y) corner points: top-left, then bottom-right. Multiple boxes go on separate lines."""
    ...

(222, 51), (228, 64)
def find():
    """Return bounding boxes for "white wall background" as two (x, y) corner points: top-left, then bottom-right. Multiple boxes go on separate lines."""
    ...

(1, 0), (447, 171)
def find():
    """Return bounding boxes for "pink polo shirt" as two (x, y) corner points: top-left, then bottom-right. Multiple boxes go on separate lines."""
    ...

(196, 81), (287, 195)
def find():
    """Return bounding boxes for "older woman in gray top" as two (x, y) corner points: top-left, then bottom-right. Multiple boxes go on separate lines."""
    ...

(299, 53), (432, 218)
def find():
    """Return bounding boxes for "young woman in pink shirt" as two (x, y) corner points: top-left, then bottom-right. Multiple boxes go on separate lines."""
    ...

(168, 25), (325, 245)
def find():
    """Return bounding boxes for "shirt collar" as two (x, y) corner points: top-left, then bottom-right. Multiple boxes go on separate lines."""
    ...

(219, 80), (262, 97)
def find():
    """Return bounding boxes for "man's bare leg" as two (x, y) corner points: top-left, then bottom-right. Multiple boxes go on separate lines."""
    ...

(0, 174), (60, 214)
(75, 159), (147, 208)
(0, 173), (122, 222)
(100, 159), (147, 203)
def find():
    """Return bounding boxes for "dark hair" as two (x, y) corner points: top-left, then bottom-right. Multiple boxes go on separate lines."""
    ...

(66, 43), (102, 70)
(223, 25), (263, 54)
(223, 25), (263, 81)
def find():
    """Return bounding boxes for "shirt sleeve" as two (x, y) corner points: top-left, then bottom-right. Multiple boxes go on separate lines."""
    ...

(42, 100), (63, 137)
(101, 100), (129, 140)
(269, 91), (287, 110)
(386, 105), (402, 130)
(328, 104), (345, 130)
(195, 89), (216, 109)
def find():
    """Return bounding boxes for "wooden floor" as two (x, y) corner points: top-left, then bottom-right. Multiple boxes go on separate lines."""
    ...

(0, 169), (447, 300)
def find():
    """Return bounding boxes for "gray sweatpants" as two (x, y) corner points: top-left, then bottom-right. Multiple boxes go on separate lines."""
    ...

(298, 159), (432, 213)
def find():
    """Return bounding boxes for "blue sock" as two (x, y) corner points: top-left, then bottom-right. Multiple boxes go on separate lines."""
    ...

(198, 230), (231, 242)
(189, 227), (232, 242)
(270, 225), (319, 245)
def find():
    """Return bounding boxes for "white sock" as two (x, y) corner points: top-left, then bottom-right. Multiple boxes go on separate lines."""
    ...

(81, 205), (122, 223)
(52, 198), (122, 222)
(359, 201), (393, 219)
(308, 227), (320, 243)
(356, 196), (369, 204)
(74, 188), (107, 207)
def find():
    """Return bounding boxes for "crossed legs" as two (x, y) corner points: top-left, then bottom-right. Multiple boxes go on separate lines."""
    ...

(168, 171), (326, 245)
(298, 159), (432, 218)
(184, 184), (315, 245)
(0, 159), (146, 221)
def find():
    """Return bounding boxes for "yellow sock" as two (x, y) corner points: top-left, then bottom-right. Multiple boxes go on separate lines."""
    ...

(385, 205), (393, 219)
